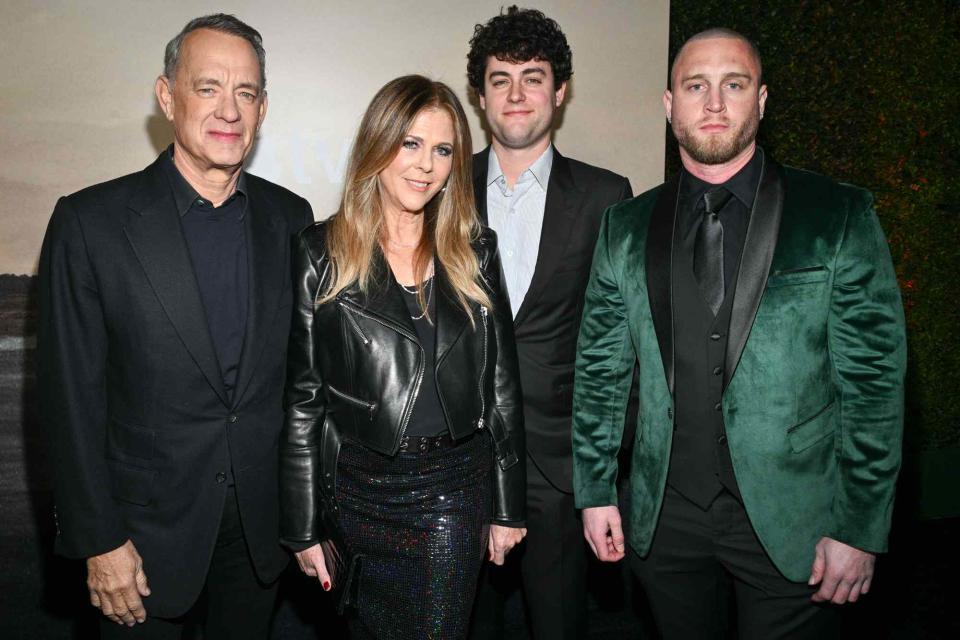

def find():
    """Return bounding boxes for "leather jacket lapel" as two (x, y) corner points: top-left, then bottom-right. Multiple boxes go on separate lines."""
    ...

(339, 251), (419, 339)
(434, 261), (470, 364)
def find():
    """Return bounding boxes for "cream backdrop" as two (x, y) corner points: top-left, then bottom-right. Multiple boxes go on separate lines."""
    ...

(0, 0), (668, 275)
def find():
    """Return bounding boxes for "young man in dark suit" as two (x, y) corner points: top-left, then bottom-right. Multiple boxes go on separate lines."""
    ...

(38, 14), (312, 639)
(575, 29), (906, 638)
(466, 7), (633, 639)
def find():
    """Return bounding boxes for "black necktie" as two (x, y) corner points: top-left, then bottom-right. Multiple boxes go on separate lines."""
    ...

(694, 188), (732, 315)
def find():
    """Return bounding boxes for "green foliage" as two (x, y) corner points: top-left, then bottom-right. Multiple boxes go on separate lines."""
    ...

(668, 1), (960, 449)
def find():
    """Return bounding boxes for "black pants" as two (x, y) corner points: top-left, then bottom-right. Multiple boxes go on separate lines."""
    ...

(470, 454), (587, 640)
(99, 487), (279, 640)
(630, 485), (838, 640)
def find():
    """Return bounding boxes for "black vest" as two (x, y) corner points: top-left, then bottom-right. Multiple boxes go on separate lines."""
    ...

(667, 239), (743, 509)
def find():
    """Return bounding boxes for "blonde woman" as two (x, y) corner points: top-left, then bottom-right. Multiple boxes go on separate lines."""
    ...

(279, 75), (526, 639)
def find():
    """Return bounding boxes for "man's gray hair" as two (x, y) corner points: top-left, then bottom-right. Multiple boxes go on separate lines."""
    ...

(163, 13), (266, 89)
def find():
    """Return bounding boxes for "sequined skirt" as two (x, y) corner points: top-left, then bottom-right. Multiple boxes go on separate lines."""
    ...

(337, 431), (493, 640)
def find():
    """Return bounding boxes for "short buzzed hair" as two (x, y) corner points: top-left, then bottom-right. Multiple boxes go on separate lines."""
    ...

(670, 27), (762, 88)
(164, 13), (266, 89)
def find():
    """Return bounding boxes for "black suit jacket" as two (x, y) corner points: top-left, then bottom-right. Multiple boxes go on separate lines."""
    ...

(38, 152), (313, 617)
(473, 146), (632, 491)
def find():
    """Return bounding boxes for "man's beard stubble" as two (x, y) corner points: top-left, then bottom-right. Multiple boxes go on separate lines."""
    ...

(673, 111), (760, 165)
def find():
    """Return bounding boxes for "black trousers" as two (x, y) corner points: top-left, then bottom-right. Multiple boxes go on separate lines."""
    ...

(470, 454), (587, 640)
(99, 486), (279, 640)
(630, 485), (838, 640)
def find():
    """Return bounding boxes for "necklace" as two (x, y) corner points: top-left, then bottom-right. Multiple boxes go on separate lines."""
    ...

(398, 273), (434, 295)
(403, 275), (434, 320)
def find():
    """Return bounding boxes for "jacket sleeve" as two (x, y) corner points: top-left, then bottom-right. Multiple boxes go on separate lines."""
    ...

(827, 193), (906, 552)
(279, 228), (326, 547)
(483, 232), (527, 526)
(38, 197), (128, 559)
(571, 208), (636, 509)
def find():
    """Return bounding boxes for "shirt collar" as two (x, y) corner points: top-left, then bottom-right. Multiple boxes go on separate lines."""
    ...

(487, 145), (555, 190)
(681, 146), (764, 208)
(160, 144), (248, 218)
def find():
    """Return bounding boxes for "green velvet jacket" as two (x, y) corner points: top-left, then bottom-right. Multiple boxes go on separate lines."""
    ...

(572, 155), (906, 581)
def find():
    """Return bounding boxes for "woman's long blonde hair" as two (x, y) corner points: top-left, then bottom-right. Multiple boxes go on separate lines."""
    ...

(318, 75), (490, 318)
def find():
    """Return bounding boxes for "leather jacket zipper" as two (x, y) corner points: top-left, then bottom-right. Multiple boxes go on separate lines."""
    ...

(327, 384), (377, 420)
(335, 299), (425, 448)
(338, 302), (370, 345)
(476, 306), (488, 430)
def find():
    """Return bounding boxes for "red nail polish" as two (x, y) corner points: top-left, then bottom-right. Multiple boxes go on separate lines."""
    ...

(323, 580), (330, 591)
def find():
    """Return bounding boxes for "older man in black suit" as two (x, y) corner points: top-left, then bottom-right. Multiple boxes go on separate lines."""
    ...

(38, 14), (312, 639)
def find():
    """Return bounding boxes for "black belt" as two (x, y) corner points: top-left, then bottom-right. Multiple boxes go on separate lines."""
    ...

(398, 432), (474, 453)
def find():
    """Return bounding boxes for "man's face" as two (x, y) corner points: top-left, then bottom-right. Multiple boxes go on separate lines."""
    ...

(479, 57), (566, 151)
(155, 28), (267, 174)
(663, 37), (767, 166)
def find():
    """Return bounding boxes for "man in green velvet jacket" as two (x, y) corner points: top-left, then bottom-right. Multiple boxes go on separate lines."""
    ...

(573, 28), (906, 638)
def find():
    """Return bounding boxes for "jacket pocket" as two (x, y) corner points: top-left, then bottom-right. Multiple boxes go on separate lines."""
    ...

(327, 384), (377, 420)
(107, 420), (156, 461)
(787, 400), (837, 452)
(108, 460), (157, 506)
(767, 266), (829, 288)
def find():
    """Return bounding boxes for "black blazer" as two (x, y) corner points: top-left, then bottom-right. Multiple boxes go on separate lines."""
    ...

(37, 152), (313, 617)
(473, 146), (632, 491)
(279, 222), (525, 546)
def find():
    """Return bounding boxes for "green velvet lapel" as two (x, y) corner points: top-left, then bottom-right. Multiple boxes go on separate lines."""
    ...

(645, 174), (681, 394)
(724, 155), (785, 387)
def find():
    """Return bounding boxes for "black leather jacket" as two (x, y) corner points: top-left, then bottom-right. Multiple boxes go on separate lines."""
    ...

(279, 221), (526, 545)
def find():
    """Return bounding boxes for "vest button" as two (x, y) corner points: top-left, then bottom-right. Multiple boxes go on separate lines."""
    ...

(713, 366), (722, 376)
(216, 472), (226, 483)
(718, 434), (727, 445)
(714, 402), (722, 412)
(710, 333), (722, 341)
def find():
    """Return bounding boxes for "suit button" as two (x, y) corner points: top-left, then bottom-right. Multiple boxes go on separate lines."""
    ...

(713, 366), (722, 376)
(216, 472), (226, 483)
(718, 434), (727, 445)
(710, 333), (721, 341)
(228, 415), (238, 424)
(714, 402), (722, 412)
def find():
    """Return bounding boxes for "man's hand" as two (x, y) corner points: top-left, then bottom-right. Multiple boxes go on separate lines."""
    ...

(488, 525), (526, 565)
(582, 505), (625, 562)
(808, 536), (875, 604)
(86, 539), (150, 626)
(294, 543), (331, 591)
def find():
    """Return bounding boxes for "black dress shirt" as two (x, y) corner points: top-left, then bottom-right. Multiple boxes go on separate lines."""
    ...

(161, 148), (249, 399)
(678, 147), (763, 289)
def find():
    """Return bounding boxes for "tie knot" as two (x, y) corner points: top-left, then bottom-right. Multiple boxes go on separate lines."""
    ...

(702, 188), (732, 215)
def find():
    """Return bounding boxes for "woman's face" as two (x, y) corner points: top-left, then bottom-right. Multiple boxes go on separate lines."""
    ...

(378, 108), (455, 218)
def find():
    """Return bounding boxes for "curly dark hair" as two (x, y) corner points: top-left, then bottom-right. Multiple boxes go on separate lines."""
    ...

(467, 6), (572, 95)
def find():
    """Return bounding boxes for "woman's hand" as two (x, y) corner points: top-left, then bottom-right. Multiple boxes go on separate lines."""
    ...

(294, 543), (332, 591)
(487, 525), (527, 565)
